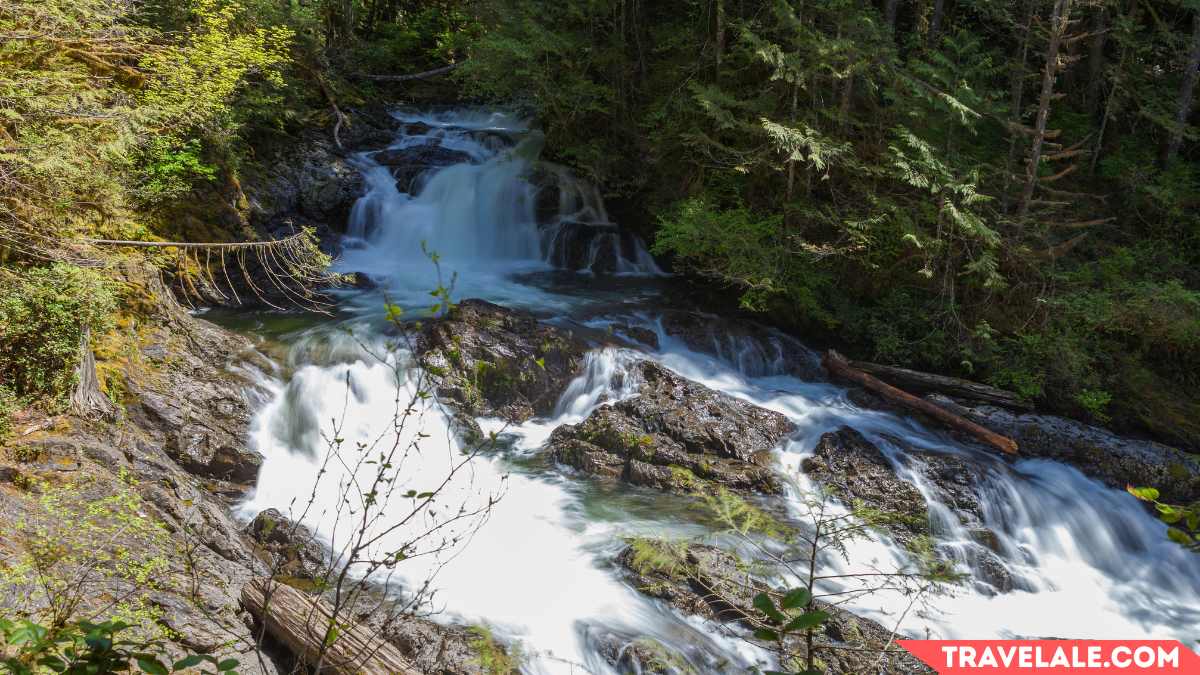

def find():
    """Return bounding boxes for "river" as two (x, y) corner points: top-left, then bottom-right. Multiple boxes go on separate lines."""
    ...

(226, 108), (1200, 673)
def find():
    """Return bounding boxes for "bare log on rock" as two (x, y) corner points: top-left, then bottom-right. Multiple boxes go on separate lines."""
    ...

(359, 62), (462, 82)
(824, 351), (1019, 456)
(846, 360), (1032, 411)
(70, 326), (117, 421)
(241, 578), (419, 675)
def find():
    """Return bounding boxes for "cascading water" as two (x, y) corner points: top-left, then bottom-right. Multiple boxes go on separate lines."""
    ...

(236, 108), (1200, 674)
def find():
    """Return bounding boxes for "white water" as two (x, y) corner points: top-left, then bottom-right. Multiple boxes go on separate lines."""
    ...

(240, 108), (1199, 673)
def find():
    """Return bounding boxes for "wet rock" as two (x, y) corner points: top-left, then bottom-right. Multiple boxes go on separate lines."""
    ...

(549, 361), (793, 494)
(372, 143), (474, 193)
(587, 630), (708, 675)
(801, 428), (930, 541)
(658, 310), (823, 380)
(933, 396), (1200, 503)
(248, 509), (327, 581)
(610, 323), (660, 350)
(615, 540), (932, 674)
(382, 619), (510, 675)
(415, 299), (590, 424)
(542, 221), (623, 273)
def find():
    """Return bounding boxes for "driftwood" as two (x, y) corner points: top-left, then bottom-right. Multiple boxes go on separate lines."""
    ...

(70, 326), (117, 420)
(847, 359), (1032, 411)
(359, 62), (461, 82)
(241, 578), (419, 675)
(824, 351), (1018, 456)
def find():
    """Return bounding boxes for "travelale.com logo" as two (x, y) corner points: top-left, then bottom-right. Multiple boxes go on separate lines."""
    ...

(897, 640), (1200, 673)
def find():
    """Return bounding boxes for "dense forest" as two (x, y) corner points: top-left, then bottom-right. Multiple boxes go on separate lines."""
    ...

(2, 0), (1200, 671)
(5, 0), (1200, 446)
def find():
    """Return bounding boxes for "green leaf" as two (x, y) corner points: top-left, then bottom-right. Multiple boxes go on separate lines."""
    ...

(752, 592), (785, 623)
(216, 659), (239, 671)
(753, 628), (779, 642)
(323, 624), (340, 647)
(1167, 527), (1195, 546)
(173, 655), (206, 670)
(780, 587), (812, 610)
(782, 610), (829, 632)
(136, 657), (170, 675)
(1126, 486), (1159, 501)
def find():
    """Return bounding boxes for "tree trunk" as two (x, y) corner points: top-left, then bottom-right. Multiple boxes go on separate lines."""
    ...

(929, 0), (946, 45)
(714, 0), (725, 77)
(1003, 0), (1036, 212)
(1086, 5), (1108, 111)
(241, 579), (419, 675)
(885, 0), (901, 30)
(70, 326), (117, 420)
(1163, 11), (1200, 165)
(823, 351), (1019, 455)
(1018, 0), (1073, 220)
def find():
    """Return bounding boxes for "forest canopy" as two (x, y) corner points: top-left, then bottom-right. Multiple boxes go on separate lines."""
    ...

(2, 0), (1200, 451)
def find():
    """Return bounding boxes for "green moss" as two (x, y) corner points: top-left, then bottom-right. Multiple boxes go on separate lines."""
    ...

(467, 624), (520, 674)
(668, 465), (701, 491)
(625, 538), (690, 580)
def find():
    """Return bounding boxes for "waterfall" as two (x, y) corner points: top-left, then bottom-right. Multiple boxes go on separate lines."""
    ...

(236, 107), (1200, 674)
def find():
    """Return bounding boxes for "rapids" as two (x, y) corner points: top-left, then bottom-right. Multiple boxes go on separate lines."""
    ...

(234, 108), (1200, 673)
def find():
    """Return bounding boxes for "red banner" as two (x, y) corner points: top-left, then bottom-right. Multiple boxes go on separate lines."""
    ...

(897, 640), (1200, 673)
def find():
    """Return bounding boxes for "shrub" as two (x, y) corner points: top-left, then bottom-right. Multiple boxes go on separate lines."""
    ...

(0, 264), (116, 405)
(0, 385), (17, 441)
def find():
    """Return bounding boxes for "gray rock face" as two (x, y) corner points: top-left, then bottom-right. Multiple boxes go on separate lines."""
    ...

(128, 319), (263, 487)
(415, 299), (589, 424)
(615, 541), (931, 674)
(549, 361), (793, 494)
(932, 396), (1200, 503)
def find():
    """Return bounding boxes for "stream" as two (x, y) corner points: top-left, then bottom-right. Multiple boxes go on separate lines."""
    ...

(228, 109), (1200, 673)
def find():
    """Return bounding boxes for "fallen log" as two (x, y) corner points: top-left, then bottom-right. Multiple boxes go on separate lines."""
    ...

(241, 578), (419, 675)
(847, 360), (1032, 411)
(824, 350), (1018, 455)
(359, 62), (461, 82)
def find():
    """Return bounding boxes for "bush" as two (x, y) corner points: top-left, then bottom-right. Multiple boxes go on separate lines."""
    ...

(0, 264), (117, 405)
(0, 385), (17, 441)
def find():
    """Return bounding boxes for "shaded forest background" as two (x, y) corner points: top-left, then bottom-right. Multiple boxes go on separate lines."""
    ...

(2, 0), (1200, 451)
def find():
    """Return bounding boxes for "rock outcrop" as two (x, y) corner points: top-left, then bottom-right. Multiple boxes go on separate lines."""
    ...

(549, 361), (793, 494)
(615, 540), (931, 674)
(801, 427), (1026, 596)
(371, 143), (474, 193)
(247, 509), (327, 582)
(415, 299), (589, 424)
(929, 396), (1200, 503)
(658, 310), (823, 380)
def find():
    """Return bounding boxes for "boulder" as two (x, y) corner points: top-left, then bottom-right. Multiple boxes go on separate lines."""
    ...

(801, 427), (1023, 596)
(372, 143), (474, 193)
(248, 508), (327, 581)
(801, 428), (930, 541)
(415, 299), (589, 424)
(549, 361), (793, 494)
(615, 540), (931, 674)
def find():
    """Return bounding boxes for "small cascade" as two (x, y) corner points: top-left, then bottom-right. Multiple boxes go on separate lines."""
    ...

(235, 106), (1200, 675)
(338, 109), (662, 295)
